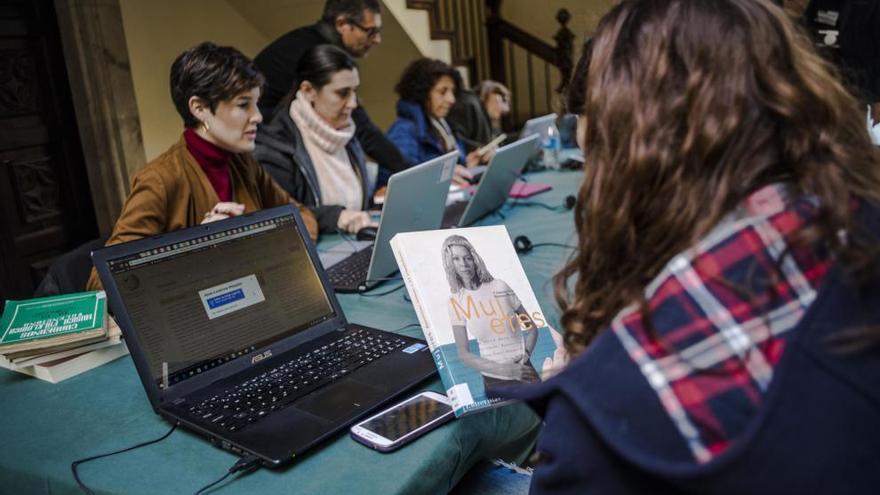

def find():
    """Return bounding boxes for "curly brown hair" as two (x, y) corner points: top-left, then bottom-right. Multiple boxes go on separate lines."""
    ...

(555, 0), (880, 356)
(394, 58), (463, 107)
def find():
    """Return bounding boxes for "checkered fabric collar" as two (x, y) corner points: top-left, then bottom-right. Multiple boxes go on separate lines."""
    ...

(612, 183), (831, 463)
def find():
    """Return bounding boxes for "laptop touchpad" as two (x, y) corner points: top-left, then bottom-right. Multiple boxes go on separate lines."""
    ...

(297, 379), (385, 422)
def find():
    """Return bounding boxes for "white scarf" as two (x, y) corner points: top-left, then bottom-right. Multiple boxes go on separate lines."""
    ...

(430, 117), (458, 152)
(289, 92), (362, 210)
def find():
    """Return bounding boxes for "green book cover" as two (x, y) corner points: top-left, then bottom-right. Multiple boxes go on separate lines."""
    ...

(0, 291), (107, 347)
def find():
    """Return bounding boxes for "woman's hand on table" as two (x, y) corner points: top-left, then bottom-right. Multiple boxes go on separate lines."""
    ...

(452, 165), (474, 187)
(201, 202), (245, 224)
(337, 210), (376, 234)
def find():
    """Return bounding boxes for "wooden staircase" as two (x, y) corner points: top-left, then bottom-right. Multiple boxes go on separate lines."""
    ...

(404, 0), (576, 127)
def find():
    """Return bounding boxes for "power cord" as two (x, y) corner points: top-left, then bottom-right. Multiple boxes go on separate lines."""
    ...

(510, 195), (576, 211)
(358, 282), (406, 297)
(513, 235), (577, 254)
(392, 322), (421, 333)
(194, 454), (261, 495)
(71, 423), (178, 495)
(356, 275), (403, 294)
(529, 242), (577, 250)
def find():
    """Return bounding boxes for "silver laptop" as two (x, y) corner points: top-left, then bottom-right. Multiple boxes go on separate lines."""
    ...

(442, 135), (540, 228)
(323, 151), (458, 292)
(519, 113), (557, 140)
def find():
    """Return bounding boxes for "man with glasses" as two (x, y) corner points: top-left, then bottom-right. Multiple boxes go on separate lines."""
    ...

(255, 0), (409, 173)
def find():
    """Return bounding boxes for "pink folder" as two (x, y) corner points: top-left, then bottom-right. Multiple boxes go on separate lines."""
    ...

(509, 180), (552, 198)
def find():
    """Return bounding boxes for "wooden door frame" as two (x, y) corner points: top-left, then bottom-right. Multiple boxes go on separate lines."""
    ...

(53, 0), (145, 237)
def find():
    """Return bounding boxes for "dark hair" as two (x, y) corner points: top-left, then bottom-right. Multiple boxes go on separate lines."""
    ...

(296, 44), (358, 90)
(564, 38), (592, 115)
(170, 42), (265, 128)
(321, 0), (381, 24)
(394, 58), (463, 106)
(554, 0), (880, 355)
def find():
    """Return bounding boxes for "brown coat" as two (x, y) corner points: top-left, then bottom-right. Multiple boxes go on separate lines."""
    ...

(86, 138), (318, 290)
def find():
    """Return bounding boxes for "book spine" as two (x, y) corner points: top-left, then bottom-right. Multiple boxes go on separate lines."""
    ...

(390, 236), (438, 352)
(391, 236), (461, 396)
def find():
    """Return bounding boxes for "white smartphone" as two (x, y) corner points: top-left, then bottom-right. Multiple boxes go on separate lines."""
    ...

(350, 391), (454, 452)
(477, 133), (508, 157)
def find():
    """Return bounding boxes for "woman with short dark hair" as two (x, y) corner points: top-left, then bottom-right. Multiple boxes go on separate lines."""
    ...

(86, 42), (317, 290)
(254, 44), (374, 234)
(495, 0), (880, 492)
(387, 58), (485, 175)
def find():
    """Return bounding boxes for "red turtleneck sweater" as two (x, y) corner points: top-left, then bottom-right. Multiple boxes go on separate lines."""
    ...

(184, 128), (232, 202)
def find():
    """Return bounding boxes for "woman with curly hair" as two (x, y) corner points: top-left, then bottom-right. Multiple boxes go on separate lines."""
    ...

(495, 0), (880, 492)
(387, 58), (486, 179)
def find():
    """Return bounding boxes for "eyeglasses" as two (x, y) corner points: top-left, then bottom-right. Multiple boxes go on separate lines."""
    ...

(347, 18), (382, 39)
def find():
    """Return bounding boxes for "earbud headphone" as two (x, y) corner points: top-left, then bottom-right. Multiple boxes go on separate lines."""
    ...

(514, 235), (533, 253)
(513, 234), (577, 254)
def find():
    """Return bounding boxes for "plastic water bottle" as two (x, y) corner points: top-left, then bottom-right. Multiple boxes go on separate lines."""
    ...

(541, 122), (561, 169)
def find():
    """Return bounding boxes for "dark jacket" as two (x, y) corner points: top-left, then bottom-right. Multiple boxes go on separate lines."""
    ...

(253, 105), (369, 234)
(447, 90), (494, 153)
(254, 21), (409, 172)
(386, 100), (466, 166)
(803, 0), (880, 102)
(496, 207), (880, 494)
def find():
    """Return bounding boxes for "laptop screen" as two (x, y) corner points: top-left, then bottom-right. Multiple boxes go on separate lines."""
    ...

(105, 214), (334, 389)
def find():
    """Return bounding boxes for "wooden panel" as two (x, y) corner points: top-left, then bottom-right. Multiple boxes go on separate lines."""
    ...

(0, 0), (97, 300)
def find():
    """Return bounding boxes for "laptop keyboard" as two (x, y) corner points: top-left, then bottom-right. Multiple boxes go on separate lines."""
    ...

(325, 246), (373, 292)
(188, 328), (407, 433)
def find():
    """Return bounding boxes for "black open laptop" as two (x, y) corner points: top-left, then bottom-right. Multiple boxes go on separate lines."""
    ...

(92, 205), (436, 467)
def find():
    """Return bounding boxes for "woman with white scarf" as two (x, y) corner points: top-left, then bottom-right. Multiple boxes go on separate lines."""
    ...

(255, 44), (373, 234)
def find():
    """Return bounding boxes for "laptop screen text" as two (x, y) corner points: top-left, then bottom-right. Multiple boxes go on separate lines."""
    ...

(106, 215), (334, 389)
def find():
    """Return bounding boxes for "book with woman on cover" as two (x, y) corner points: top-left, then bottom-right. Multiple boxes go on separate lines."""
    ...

(391, 225), (566, 416)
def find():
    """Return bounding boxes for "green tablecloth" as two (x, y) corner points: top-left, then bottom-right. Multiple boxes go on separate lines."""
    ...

(0, 169), (582, 494)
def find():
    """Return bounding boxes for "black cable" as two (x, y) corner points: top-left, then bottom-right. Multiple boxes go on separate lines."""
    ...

(529, 242), (577, 250)
(335, 228), (365, 250)
(194, 470), (233, 495)
(356, 275), (403, 294)
(193, 454), (261, 495)
(71, 423), (178, 495)
(392, 322), (421, 333)
(358, 283), (406, 297)
(511, 201), (567, 211)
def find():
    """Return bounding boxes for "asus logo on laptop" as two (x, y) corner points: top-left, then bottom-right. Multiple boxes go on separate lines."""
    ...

(252, 349), (272, 364)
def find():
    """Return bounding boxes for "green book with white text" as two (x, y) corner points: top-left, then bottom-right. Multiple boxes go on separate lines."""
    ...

(0, 291), (108, 355)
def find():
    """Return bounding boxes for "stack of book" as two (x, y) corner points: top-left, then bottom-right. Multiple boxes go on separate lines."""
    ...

(0, 291), (128, 383)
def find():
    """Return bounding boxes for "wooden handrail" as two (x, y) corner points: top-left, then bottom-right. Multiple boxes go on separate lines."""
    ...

(404, 0), (574, 126)
(405, 0), (484, 86)
(489, 17), (555, 63)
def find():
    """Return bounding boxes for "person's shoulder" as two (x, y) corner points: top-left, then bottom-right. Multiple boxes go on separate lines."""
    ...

(134, 140), (189, 183)
(262, 23), (324, 50)
(256, 109), (300, 148)
(388, 115), (418, 137)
